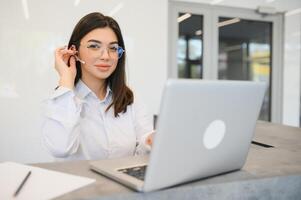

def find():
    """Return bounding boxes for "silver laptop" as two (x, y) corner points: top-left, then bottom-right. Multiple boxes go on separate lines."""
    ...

(90, 79), (266, 192)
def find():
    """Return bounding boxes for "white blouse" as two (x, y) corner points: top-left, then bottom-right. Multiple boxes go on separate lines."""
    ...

(42, 80), (154, 160)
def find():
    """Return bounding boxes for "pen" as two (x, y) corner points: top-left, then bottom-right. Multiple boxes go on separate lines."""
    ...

(13, 171), (32, 197)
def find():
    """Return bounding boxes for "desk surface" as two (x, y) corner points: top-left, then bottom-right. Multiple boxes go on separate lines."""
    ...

(33, 121), (301, 200)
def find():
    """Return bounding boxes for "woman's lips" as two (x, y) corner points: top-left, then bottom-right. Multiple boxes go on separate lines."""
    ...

(94, 64), (111, 71)
(95, 64), (110, 68)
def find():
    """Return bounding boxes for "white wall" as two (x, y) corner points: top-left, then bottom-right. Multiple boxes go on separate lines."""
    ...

(0, 0), (168, 163)
(283, 13), (301, 126)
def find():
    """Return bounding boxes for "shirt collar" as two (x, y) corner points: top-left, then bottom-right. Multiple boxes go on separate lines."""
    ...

(75, 80), (112, 103)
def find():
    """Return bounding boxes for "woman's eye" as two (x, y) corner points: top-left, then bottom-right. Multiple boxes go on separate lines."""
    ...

(87, 44), (100, 49)
(109, 46), (118, 52)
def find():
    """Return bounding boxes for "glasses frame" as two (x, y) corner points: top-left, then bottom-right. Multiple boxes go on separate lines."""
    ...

(79, 42), (125, 59)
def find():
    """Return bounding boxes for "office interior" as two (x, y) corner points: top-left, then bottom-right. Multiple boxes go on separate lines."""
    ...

(0, 0), (300, 165)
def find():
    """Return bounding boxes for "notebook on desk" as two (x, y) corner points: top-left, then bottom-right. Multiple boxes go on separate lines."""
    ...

(90, 79), (266, 192)
(0, 162), (95, 200)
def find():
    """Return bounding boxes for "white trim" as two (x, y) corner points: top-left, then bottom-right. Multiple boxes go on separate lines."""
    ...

(271, 14), (284, 123)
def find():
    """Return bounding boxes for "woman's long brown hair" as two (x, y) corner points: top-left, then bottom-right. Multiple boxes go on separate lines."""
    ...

(67, 12), (133, 117)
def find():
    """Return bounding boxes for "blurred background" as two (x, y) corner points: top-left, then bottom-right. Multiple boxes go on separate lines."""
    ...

(0, 0), (300, 163)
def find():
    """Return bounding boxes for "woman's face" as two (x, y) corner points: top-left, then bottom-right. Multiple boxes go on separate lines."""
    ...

(78, 27), (120, 82)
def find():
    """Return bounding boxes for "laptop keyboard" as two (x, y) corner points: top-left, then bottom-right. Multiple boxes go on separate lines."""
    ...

(118, 165), (147, 181)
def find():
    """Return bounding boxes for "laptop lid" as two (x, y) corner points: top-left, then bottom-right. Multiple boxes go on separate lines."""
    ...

(143, 79), (266, 192)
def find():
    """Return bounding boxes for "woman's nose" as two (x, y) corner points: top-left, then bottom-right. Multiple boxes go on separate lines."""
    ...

(100, 47), (110, 59)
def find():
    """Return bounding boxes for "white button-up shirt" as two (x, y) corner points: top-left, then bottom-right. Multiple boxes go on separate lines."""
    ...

(42, 80), (153, 160)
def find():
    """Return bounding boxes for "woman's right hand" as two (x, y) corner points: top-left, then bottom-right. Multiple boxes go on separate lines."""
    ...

(54, 46), (77, 90)
(145, 131), (155, 147)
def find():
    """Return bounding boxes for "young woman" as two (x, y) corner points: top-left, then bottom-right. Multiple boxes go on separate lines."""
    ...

(42, 12), (154, 160)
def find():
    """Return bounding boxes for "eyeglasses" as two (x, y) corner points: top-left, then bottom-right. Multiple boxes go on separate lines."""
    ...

(80, 42), (125, 59)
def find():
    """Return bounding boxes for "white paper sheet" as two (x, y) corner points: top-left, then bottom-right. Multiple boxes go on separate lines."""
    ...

(0, 162), (95, 200)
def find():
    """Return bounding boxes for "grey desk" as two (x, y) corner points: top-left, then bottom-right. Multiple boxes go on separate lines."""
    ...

(34, 121), (301, 200)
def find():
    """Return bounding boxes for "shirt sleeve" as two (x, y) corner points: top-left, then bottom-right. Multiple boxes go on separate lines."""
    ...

(41, 86), (83, 158)
(132, 95), (155, 155)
